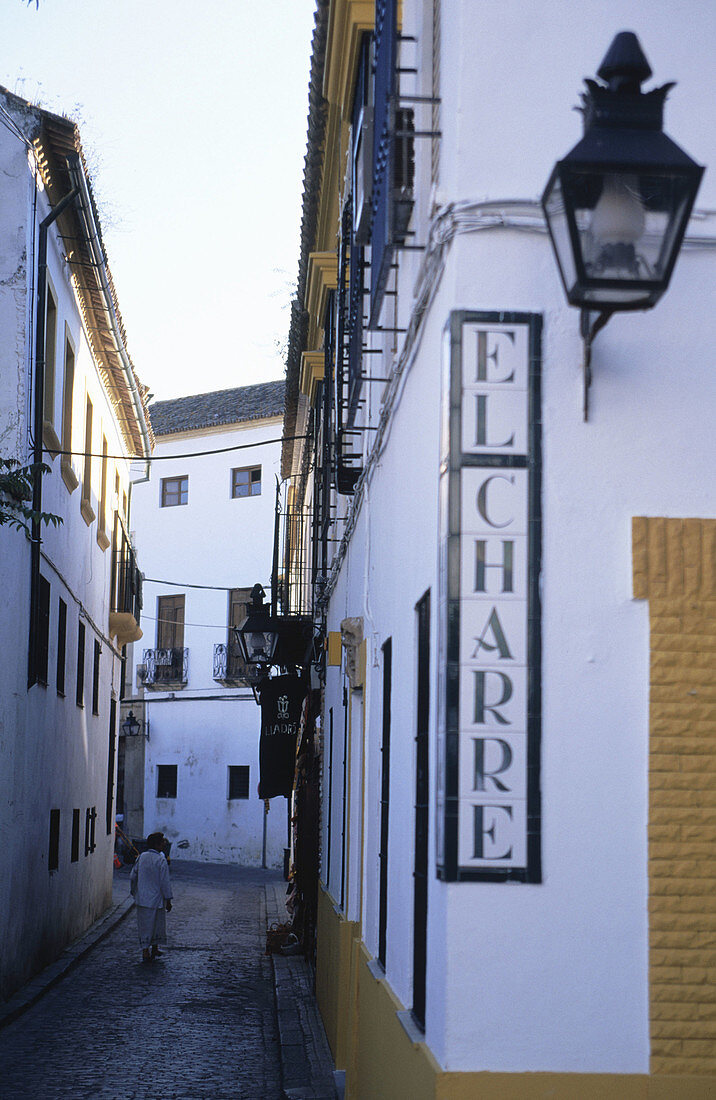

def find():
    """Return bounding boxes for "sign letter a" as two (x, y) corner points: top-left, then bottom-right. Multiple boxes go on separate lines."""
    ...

(471, 607), (513, 661)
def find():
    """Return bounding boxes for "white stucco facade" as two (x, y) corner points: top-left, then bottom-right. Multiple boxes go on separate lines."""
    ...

(129, 402), (288, 867)
(0, 90), (150, 1002)
(285, 0), (716, 1090)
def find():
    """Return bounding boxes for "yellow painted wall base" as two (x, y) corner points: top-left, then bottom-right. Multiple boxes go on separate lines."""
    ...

(438, 1073), (716, 1099)
(315, 885), (359, 1070)
(317, 891), (715, 1099)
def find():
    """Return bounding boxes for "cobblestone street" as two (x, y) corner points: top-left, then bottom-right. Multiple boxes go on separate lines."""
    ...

(0, 863), (289, 1100)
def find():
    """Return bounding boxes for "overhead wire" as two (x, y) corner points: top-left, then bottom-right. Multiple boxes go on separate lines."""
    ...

(143, 577), (236, 591)
(42, 433), (308, 464)
(142, 614), (238, 631)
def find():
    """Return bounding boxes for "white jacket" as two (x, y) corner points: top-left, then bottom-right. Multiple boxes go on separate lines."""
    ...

(129, 849), (173, 909)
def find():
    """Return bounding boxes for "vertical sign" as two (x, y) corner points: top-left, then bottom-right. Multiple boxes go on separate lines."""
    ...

(437, 312), (541, 882)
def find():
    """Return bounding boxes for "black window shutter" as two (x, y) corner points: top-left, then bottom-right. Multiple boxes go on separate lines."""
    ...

(369, 0), (398, 326)
(37, 575), (51, 686)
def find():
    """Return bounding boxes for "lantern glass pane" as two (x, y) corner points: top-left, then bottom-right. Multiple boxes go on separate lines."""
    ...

(248, 630), (276, 661)
(543, 174), (578, 296)
(561, 168), (696, 306)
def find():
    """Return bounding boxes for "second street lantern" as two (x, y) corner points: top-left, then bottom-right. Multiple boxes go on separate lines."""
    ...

(235, 583), (279, 667)
(542, 31), (704, 311)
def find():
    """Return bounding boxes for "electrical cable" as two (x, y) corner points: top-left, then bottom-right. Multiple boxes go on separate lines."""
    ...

(0, 102), (34, 150)
(42, 433), (308, 464)
(142, 613), (239, 631)
(143, 577), (261, 592)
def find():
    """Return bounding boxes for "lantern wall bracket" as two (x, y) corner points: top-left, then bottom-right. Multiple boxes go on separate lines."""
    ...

(580, 308), (613, 421)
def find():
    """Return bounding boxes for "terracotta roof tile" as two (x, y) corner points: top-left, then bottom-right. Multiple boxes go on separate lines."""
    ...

(149, 380), (285, 437)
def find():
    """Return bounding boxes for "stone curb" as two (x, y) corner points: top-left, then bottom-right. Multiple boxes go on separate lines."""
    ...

(265, 883), (341, 1100)
(0, 894), (134, 1030)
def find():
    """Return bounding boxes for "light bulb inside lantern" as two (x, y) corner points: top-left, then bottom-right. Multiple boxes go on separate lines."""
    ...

(591, 175), (645, 243)
(586, 175), (645, 277)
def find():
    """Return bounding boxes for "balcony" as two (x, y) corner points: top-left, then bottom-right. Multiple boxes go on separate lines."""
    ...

(212, 642), (256, 687)
(140, 648), (188, 689)
(109, 536), (143, 648)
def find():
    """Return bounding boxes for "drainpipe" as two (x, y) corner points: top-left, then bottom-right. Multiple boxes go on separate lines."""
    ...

(28, 185), (79, 689)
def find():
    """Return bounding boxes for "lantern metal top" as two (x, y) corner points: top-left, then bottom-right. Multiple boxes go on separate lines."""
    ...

(597, 31), (652, 90)
(541, 31), (706, 418)
(542, 30), (704, 316)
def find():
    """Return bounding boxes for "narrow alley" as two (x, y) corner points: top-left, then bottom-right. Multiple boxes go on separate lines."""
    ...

(0, 863), (333, 1100)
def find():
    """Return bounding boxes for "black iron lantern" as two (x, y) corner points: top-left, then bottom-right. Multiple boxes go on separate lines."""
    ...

(121, 710), (141, 737)
(542, 31), (704, 312)
(235, 583), (279, 667)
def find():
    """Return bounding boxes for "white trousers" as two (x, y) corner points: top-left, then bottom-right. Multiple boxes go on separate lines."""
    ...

(135, 905), (167, 949)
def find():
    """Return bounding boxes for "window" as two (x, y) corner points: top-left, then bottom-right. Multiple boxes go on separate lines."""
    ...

(92, 640), (101, 715)
(97, 435), (110, 550)
(224, 588), (252, 680)
(56, 597), (67, 696)
(228, 765), (250, 800)
(48, 809), (60, 872)
(71, 808), (80, 862)
(161, 475), (188, 507)
(370, 0), (415, 326)
(60, 332), (78, 492)
(157, 765), (177, 799)
(378, 637), (392, 969)
(76, 619), (85, 707)
(37, 574), (51, 687)
(43, 283), (59, 449)
(413, 592), (431, 1030)
(106, 700), (117, 834)
(229, 588), (252, 634)
(80, 395), (95, 525)
(325, 707), (334, 889)
(85, 806), (96, 855)
(157, 594), (185, 650)
(231, 466), (261, 498)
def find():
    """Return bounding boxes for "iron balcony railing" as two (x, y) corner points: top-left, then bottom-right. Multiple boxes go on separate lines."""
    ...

(273, 479), (313, 619)
(212, 642), (253, 686)
(113, 533), (142, 620)
(141, 647), (188, 688)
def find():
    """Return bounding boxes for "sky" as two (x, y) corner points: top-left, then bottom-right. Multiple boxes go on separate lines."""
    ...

(1, 0), (316, 402)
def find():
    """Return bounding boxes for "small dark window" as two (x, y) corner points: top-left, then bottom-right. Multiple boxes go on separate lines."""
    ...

(157, 765), (177, 799)
(228, 765), (250, 800)
(106, 699), (117, 834)
(71, 808), (80, 862)
(231, 466), (261, 498)
(43, 286), (58, 428)
(37, 575), (51, 686)
(161, 476), (188, 507)
(378, 637), (392, 969)
(85, 807), (96, 855)
(413, 591), (430, 1030)
(57, 597), (67, 696)
(76, 620), (85, 707)
(92, 640), (101, 715)
(48, 808), (60, 872)
(120, 644), (127, 699)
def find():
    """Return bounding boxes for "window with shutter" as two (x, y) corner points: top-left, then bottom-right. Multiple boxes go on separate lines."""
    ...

(369, 0), (398, 326)
(157, 594), (185, 650)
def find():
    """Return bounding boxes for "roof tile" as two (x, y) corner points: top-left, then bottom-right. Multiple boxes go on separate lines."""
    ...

(149, 380), (285, 437)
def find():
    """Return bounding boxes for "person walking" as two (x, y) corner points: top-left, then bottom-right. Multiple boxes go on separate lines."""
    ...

(129, 831), (173, 963)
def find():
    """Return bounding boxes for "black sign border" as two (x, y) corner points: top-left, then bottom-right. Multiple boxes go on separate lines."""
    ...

(437, 310), (542, 883)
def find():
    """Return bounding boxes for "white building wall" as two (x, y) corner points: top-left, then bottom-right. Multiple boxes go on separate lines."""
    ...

(319, 0), (715, 1075)
(130, 416), (287, 866)
(0, 110), (138, 1000)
